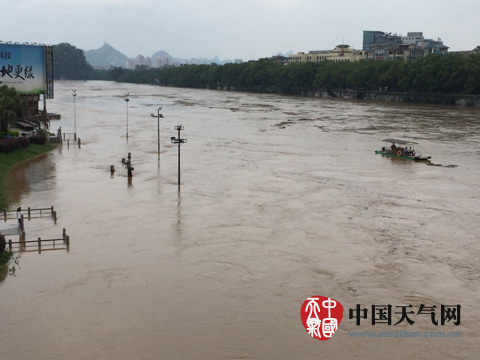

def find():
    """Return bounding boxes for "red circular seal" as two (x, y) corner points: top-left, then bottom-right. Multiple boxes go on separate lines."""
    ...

(300, 295), (344, 341)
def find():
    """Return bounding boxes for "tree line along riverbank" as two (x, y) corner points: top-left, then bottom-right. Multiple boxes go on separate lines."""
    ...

(53, 43), (480, 106)
(106, 55), (480, 106)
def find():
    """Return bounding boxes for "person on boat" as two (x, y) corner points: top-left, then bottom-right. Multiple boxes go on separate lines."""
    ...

(390, 143), (396, 153)
(410, 147), (416, 156)
(404, 146), (408, 155)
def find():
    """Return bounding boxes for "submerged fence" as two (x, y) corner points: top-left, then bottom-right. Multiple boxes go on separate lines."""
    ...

(3, 206), (57, 222)
(7, 228), (70, 253)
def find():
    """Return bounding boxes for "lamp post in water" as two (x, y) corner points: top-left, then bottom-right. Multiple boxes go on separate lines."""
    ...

(170, 125), (187, 191)
(150, 107), (164, 155)
(72, 89), (77, 141)
(124, 93), (130, 138)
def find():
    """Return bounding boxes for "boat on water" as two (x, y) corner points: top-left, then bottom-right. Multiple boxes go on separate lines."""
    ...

(375, 138), (431, 161)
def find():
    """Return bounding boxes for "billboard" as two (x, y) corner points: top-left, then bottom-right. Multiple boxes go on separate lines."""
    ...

(0, 43), (46, 95)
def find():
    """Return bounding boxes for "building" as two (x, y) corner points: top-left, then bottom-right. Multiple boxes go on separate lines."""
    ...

(135, 54), (146, 66)
(268, 55), (289, 65)
(421, 38), (449, 55)
(288, 45), (367, 64)
(363, 31), (449, 60)
(126, 59), (135, 69)
(145, 56), (152, 67)
(370, 42), (424, 61)
(402, 32), (424, 45)
(363, 31), (387, 51)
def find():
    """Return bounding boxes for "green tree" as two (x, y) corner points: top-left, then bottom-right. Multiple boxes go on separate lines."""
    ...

(53, 43), (98, 80)
(0, 85), (28, 131)
(98, 53), (480, 96)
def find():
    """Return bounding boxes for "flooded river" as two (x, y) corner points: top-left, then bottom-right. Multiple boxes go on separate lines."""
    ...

(1, 81), (479, 359)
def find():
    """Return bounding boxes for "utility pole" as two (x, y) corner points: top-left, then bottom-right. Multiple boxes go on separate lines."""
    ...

(72, 89), (77, 141)
(124, 93), (130, 138)
(150, 107), (164, 155)
(170, 125), (187, 191)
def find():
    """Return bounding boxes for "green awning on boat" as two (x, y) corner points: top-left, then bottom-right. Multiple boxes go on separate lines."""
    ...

(381, 139), (419, 145)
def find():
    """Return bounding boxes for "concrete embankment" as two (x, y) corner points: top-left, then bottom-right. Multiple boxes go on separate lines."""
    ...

(302, 89), (480, 107)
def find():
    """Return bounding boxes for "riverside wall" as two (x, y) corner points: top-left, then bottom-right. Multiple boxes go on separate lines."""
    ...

(303, 89), (480, 107)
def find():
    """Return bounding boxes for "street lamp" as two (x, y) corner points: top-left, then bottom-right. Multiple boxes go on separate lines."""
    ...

(170, 125), (187, 190)
(150, 107), (164, 154)
(124, 93), (130, 138)
(72, 89), (77, 141)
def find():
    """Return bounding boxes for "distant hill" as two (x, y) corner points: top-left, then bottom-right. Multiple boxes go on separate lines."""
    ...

(84, 43), (131, 68)
(83, 43), (245, 68)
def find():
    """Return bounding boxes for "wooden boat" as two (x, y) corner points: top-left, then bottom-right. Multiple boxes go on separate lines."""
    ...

(375, 138), (431, 161)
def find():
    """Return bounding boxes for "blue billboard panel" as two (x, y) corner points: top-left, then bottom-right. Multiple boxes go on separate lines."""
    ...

(0, 44), (46, 94)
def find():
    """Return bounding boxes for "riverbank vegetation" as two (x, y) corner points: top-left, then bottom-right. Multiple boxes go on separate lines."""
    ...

(0, 143), (56, 209)
(0, 85), (56, 208)
(0, 234), (11, 275)
(94, 53), (480, 95)
(0, 85), (29, 132)
(53, 43), (99, 80)
(53, 42), (480, 96)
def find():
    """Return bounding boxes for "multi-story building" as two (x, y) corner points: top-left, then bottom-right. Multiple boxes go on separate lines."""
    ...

(288, 45), (367, 64)
(421, 38), (449, 55)
(402, 32), (424, 45)
(363, 31), (448, 60)
(126, 59), (135, 69)
(135, 54), (146, 66)
(363, 31), (386, 51)
(145, 56), (152, 67)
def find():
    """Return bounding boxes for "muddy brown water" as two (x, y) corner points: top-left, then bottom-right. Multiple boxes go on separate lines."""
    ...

(1, 81), (479, 359)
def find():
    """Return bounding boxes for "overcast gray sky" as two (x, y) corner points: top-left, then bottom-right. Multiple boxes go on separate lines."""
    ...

(3, 0), (480, 60)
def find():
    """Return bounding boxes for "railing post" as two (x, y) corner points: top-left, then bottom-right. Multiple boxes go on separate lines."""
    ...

(38, 237), (41, 252)
(63, 228), (66, 241)
(51, 206), (57, 222)
(8, 239), (12, 252)
(28, 207), (31, 220)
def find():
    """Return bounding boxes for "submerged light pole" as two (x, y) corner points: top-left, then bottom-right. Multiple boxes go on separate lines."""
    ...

(72, 89), (77, 141)
(170, 125), (187, 190)
(124, 93), (130, 138)
(150, 107), (164, 154)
